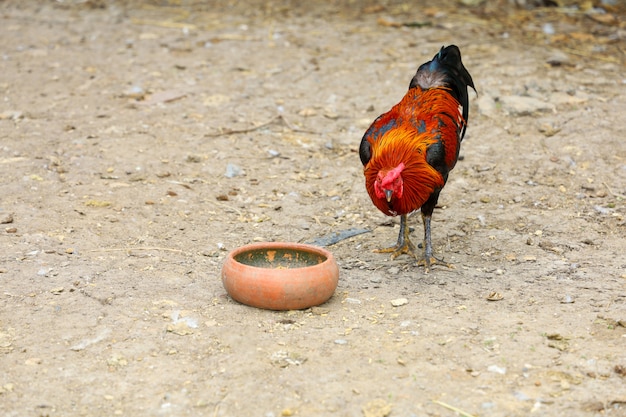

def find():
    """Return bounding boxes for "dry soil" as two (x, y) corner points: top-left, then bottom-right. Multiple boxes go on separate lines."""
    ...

(1, 1), (625, 416)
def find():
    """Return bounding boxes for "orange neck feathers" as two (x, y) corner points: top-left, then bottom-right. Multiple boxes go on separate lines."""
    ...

(364, 125), (445, 216)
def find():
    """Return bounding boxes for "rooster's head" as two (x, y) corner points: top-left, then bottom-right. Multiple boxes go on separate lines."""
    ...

(374, 163), (405, 207)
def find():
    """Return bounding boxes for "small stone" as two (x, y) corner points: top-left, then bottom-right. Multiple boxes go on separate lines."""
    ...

(225, 163), (244, 178)
(546, 50), (570, 66)
(344, 297), (361, 304)
(50, 287), (64, 295)
(387, 267), (399, 274)
(0, 213), (14, 224)
(542, 23), (555, 35)
(487, 365), (506, 375)
(0, 110), (23, 120)
(123, 85), (145, 99)
(390, 298), (408, 307)
(498, 95), (555, 116)
(513, 390), (531, 401)
(25, 357), (42, 366)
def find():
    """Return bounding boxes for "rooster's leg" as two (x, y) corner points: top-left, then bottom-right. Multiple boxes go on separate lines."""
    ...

(417, 212), (453, 272)
(373, 214), (419, 260)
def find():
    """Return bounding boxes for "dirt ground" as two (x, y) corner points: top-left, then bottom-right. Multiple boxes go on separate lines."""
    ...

(1, 1), (625, 416)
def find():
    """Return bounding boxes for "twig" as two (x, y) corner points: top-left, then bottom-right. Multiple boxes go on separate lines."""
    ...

(432, 400), (477, 417)
(560, 47), (620, 63)
(130, 18), (196, 30)
(205, 116), (280, 137)
(207, 199), (243, 216)
(306, 228), (371, 247)
(278, 114), (319, 134)
(166, 180), (193, 189)
(88, 247), (185, 253)
(205, 115), (319, 137)
(603, 182), (626, 199)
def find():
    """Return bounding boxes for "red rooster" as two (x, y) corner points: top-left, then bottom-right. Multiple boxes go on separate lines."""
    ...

(359, 45), (475, 271)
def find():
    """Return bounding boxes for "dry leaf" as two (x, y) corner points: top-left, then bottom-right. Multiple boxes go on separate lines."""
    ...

(487, 291), (503, 301)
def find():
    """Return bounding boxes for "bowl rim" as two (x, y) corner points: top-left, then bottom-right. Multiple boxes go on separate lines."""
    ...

(226, 241), (336, 270)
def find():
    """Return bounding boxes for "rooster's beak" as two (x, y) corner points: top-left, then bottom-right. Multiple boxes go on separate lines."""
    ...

(384, 189), (393, 203)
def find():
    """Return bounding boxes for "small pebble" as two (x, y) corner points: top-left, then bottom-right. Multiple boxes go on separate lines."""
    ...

(124, 85), (144, 99)
(561, 294), (574, 304)
(542, 23), (555, 35)
(513, 390), (531, 401)
(344, 297), (361, 304)
(390, 298), (408, 307)
(546, 51), (570, 66)
(487, 365), (506, 375)
(594, 205), (612, 215)
(0, 213), (14, 224)
(334, 339), (347, 345)
(225, 163), (244, 178)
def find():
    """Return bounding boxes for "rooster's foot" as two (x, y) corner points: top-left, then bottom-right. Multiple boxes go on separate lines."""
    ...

(373, 240), (418, 260)
(417, 256), (455, 273)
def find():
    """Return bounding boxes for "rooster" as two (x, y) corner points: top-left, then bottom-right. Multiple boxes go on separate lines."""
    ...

(359, 45), (475, 271)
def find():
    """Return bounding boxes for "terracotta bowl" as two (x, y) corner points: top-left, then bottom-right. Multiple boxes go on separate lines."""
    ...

(221, 242), (339, 311)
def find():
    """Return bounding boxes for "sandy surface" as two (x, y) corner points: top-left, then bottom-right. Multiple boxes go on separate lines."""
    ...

(1, 1), (625, 416)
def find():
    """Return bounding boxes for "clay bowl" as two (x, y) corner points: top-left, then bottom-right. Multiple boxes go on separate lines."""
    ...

(221, 242), (339, 311)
